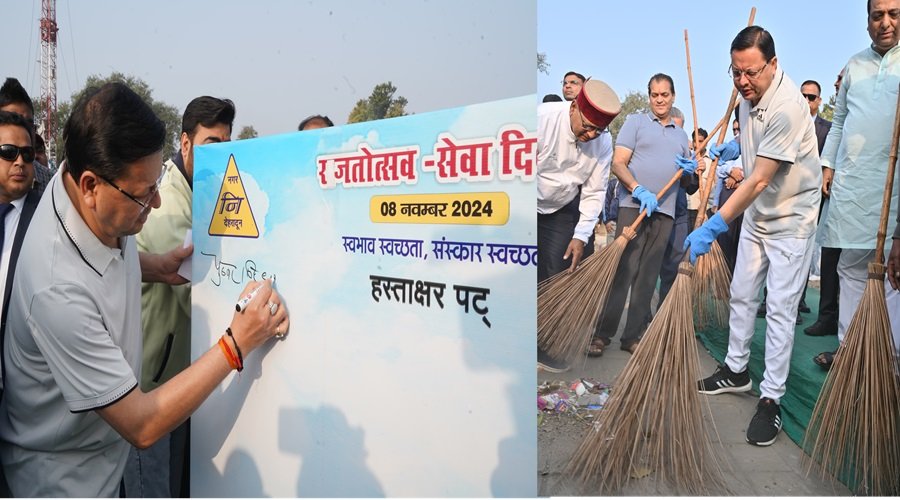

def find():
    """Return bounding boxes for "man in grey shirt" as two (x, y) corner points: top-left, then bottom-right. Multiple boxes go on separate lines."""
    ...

(593, 73), (694, 355)
(0, 83), (291, 497)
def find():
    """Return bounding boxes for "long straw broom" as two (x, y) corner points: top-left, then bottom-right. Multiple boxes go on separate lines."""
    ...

(537, 118), (728, 362)
(566, 259), (730, 495)
(802, 83), (900, 496)
(566, 11), (757, 494)
(686, 31), (738, 331)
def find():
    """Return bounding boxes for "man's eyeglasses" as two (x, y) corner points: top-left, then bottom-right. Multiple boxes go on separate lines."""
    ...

(577, 105), (604, 134)
(802, 93), (819, 102)
(728, 62), (769, 81)
(97, 169), (165, 212)
(0, 144), (36, 163)
(732, 128), (740, 135)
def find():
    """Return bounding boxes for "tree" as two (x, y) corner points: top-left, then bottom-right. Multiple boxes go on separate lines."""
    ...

(237, 125), (258, 140)
(820, 94), (836, 122)
(537, 52), (550, 75)
(608, 90), (650, 142)
(347, 82), (409, 124)
(33, 72), (180, 162)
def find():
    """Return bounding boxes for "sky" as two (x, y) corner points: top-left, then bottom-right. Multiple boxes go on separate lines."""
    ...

(4, 0), (535, 138)
(538, 0), (873, 137)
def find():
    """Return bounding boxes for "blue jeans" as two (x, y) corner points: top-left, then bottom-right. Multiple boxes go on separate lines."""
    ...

(122, 421), (188, 497)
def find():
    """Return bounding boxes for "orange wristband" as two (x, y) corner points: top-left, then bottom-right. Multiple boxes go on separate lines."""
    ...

(218, 336), (242, 371)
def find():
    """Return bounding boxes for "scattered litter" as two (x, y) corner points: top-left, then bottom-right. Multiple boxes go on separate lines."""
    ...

(537, 391), (571, 413)
(538, 378), (612, 418)
(576, 391), (609, 410)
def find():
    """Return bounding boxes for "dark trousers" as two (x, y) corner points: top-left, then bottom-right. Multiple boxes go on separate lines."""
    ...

(716, 186), (743, 274)
(596, 207), (674, 345)
(658, 212), (689, 305)
(818, 246), (841, 324)
(537, 195), (595, 282)
(687, 209), (698, 232)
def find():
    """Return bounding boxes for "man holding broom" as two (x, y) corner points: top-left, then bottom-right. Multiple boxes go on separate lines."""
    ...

(820, 0), (900, 369)
(536, 78), (620, 371)
(685, 26), (821, 446)
(592, 73), (695, 355)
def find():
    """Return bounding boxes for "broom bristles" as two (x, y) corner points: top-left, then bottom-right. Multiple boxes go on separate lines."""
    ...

(537, 231), (630, 361)
(692, 241), (732, 330)
(566, 262), (730, 495)
(803, 265), (900, 495)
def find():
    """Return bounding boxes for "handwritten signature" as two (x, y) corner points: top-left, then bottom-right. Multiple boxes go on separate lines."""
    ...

(202, 251), (276, 287)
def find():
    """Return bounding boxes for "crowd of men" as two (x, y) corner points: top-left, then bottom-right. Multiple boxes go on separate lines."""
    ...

(537, 0), (900, 449)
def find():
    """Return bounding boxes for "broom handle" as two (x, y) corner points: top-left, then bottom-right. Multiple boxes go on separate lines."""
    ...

(626, 167), (689, 232)
(695, 116), (727, 154)
(685, 29), (702, 165)
(684, 27), (709, 231)
(874, 82), (900, 260)
(692, 6), (757, 231)
(691, 98), (738, 231)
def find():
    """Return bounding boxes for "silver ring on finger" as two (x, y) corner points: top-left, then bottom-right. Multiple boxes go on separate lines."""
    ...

(274, 327), (285, 339)
(268, 301), (278, 316)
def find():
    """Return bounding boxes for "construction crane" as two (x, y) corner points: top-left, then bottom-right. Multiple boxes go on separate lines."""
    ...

(39, 0), (58, 169)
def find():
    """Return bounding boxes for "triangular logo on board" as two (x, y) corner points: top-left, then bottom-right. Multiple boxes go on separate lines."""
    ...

(208, 154), (260, 238)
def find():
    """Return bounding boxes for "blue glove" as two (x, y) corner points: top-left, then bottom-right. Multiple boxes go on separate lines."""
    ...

(683, 212), (729, 264)
(675, 154), (698, 175)
(632, 185), (659, 217)
(708, 138), (741, 162)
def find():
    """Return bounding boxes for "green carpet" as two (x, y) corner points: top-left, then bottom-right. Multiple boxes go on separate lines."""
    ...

(694, 287), (840, 452)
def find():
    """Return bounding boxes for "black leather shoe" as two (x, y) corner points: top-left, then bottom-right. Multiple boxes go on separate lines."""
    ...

(798, 300), (811, 314)
(804, 319), (838, 336)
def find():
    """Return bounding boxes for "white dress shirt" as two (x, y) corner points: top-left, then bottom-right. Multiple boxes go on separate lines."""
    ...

(537, 101), (612, 242)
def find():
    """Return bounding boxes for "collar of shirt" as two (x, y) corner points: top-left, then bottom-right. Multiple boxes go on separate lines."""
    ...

(869, 40), (900, 58)
(565, 122), (577, 145)
(171, 149), (192, 191)
(51, 161), (125, 276)
(8, 193), (26, 215)
(649, 113), (678, 127)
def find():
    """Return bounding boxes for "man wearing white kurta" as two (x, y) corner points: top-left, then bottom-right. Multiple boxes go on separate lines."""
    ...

(820, 0), (900, 367)
(685, 26), (821, 447)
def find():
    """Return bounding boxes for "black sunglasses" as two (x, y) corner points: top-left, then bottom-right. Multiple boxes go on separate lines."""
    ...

(802, 93), (819, 102)
(0, 144), (36, 163)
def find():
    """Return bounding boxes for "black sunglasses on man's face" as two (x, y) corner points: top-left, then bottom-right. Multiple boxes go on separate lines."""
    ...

(0, 144), (35, 163)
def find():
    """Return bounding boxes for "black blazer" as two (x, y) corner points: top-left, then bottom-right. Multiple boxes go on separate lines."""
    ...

(1, 188), (42, 351)
(815, 115), (832, 156)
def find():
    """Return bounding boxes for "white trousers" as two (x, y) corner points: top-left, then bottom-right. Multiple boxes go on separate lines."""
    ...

(836, 249), (900, 358)
(725, 230), (815, 403)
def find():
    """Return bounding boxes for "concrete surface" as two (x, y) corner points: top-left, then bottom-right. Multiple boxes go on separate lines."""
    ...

(537, 317), (852, 497)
